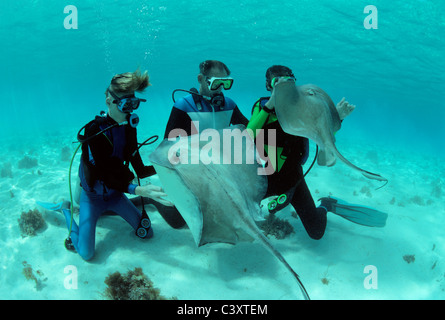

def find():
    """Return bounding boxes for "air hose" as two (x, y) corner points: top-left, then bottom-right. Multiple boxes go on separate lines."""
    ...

(67, 143), (82, 240)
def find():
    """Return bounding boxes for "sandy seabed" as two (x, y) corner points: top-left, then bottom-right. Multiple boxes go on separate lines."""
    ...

(1, 129), (444, 300)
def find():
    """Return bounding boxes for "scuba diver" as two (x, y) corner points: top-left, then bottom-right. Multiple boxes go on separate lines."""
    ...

(165, 60), (248, 137)
(158, 60), (249, 228)
(247, 65), (387, 239)
(42, 69), (173, 261)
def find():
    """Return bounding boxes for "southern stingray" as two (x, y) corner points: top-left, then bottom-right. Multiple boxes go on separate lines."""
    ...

(269, 80), (387, 183)
(149, 126), (310, 300)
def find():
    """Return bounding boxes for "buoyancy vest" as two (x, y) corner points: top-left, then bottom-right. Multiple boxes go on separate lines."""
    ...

(174, 94), (238, 133)
(78, 115), (136, 192)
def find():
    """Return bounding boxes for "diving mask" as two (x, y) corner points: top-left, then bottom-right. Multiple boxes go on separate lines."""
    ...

(107, 88), (147, 113)
(206, 77), (234, 91)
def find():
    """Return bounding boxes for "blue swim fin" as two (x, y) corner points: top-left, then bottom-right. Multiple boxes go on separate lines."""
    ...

(36, 200), (71, 212)
(319, 197), (388, 228)
(36, 201), (64, 212)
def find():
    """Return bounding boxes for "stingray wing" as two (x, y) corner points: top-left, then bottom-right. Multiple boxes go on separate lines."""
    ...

(273, 82), (341, 148)
(149, 127), (311, 300)
(149, 126), (267, 247)
(272, 82), (387, 182)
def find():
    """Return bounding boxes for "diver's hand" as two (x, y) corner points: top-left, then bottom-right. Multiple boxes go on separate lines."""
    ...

(265, 77), (290, 111)
(336, 97), (356, 120)
(135, 184), (174, 207)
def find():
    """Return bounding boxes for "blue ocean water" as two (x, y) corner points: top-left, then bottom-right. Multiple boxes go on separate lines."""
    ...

(1, 0), (444, 157)
(1, 0), (445, 301)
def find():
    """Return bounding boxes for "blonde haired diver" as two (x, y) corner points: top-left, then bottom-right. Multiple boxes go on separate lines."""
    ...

(41, 69), (173, 261)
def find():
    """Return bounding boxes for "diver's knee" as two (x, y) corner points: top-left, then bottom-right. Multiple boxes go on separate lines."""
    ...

(79, 248), (95, 261)
(307, 229), (325, 240)
(306, 209), (327, 240)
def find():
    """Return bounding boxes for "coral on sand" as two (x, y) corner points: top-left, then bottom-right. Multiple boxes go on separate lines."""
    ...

(61, 146), (72, 162)
(18, 155), (38, 169)
(104, 267), (173, 300)
(1, 162), (13, 178)
(22, 261), (46, 290)
(403, 254), (415, 264)
(18, 209), (47, 237)
(259, 214), (295, 240)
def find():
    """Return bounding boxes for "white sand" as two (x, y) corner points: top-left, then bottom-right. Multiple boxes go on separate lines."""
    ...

(1, 129), (444, 300)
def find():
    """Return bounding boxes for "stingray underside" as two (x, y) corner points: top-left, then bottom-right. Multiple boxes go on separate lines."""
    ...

(149, 125), (268, 247)
(272, 82), (387, 182)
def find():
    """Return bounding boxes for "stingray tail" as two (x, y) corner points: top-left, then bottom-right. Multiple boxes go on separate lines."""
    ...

(360, 170), (388, 183)
(246, 219), (310, 300)
(331, 145), (388, 185)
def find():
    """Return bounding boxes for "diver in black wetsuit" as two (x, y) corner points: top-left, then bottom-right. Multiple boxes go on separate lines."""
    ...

(247, 65), (356, 239)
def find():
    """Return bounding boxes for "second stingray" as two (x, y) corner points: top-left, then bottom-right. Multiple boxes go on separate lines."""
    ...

(270, 80), (387, 183)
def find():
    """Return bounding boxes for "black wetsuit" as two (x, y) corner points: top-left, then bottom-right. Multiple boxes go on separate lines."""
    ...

(80, 114), (155, 192)
(248, 98), (327, 240)
(80, 114), (185, 231)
